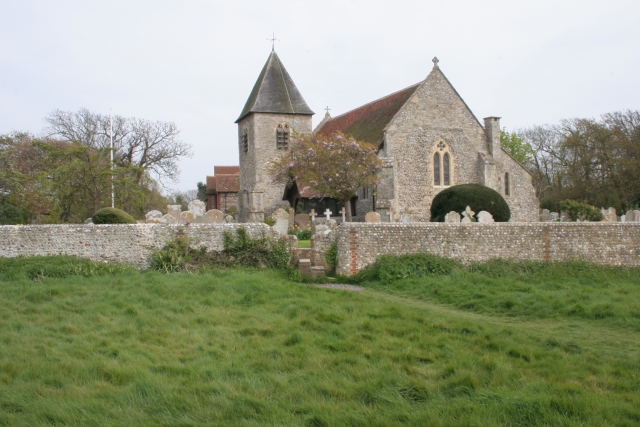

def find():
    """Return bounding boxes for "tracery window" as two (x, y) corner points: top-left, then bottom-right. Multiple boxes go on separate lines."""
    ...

(433, 140), (453, 187)
(505, 172), (510, 196)
(276, 123), (290, 148)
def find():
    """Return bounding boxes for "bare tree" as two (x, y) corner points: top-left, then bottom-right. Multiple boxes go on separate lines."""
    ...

(45, 108), (192, 185)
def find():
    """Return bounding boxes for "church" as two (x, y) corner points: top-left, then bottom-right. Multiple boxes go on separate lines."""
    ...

(232, 50), (538, 223)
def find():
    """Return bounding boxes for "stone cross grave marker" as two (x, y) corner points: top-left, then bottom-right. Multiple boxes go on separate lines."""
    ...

(324, 209), (332, 221)
(310, 209), (316, 223)
(340, 207), (346, 223)
(461, 206), (475, 223)
(365, 211), (381, 223)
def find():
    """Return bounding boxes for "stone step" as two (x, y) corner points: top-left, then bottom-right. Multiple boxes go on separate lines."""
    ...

(299, 259), (312, 277)
(297, 248), (312, 260)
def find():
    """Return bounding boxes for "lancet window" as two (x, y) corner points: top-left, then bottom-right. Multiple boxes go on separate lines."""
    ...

(433, 140), (453, 187)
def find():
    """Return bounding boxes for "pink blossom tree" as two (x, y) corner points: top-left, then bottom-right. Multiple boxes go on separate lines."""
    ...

(270, 131), (382, 221)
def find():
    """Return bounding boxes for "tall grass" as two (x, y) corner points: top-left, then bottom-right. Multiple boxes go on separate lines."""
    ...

(0, 257), (638, 425)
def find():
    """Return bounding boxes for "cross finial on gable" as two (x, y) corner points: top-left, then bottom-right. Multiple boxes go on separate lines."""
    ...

(325, 106), (330, 114)
(432, 56), (439, 69)
(267, 31), (279, 51)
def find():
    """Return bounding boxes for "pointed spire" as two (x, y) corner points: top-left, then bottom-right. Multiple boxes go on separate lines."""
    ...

(235, 51), (314, 123)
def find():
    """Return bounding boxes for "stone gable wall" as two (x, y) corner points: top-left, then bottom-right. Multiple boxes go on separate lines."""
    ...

(336, 223), (640, 276)
(0, 224), (277, 269)
(379, 69), (538, 222)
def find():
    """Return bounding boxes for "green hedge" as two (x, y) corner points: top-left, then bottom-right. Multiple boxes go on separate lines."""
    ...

(558, 200), (604, 221)
(430, 184), (510, 222)
(92, 207), (137, 224)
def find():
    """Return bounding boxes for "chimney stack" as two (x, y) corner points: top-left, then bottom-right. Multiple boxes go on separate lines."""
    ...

(484, 117), (501, 157)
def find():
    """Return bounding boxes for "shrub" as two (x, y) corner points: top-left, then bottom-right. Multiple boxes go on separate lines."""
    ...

(558, 200), (604, 221)
(325, 242), (338, 275)
(288, 224), (313, 240)
(264, 217), (276, 227)
(0, 255), (132, 281)
(430, 184), (510, 222)
(350, 253), (462, 284)
(92, 207), (137, 224)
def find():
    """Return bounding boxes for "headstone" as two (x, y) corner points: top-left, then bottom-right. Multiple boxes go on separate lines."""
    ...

(188, 200), (206, 217)
(309, 209), (317, 223)
(288, 208), (295, 226)
(365, 211), (381, 223)
(145, 210), (163, 223)
(388, 209), (394, 222)
(272, 208), (290, 235)
(444, 211), (461, 223)
(550, 212), (559, 221)
(601, 207), (617, 222)
(539, 209), (551, 222)
(84, 218), (93, 224)
(205, 209), (225, 224)
(461, 206), (476, 223)
(315, 224), (330, 234)
(340, 207), (346, 223)
(225, 215), (234, 223)
(400, 208), (412, 223)
(327, 218), (338, 229)
(560, 211), (571, 222)
(294, 213), (310, 229)
(625, 210), (640, 222)
(168, 205), (182, 222)
(477, 211), (494, 223)
(324, 209), (332, 220)
(180, 211), (195, 223)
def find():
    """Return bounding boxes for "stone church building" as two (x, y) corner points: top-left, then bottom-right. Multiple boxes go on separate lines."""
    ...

(235, 50), (538, 222)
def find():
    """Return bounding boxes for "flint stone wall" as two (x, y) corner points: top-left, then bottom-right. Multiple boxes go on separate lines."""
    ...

(0, 224), (277, 269)
(336, 223), (640, 276)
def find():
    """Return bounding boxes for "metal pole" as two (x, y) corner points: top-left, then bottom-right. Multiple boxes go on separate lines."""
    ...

(110, 109), (114, 208)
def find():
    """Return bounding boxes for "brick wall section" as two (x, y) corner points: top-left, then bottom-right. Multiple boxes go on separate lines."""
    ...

(0, 224), (277, 269)
(336, 223), (640, 276)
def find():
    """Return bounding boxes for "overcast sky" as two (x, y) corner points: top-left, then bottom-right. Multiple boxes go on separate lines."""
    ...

(2, 0), (639, 192)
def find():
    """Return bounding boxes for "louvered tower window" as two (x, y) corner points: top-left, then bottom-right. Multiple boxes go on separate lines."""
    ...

(242, 130), (248, 153)
(276, 124), (290, 148)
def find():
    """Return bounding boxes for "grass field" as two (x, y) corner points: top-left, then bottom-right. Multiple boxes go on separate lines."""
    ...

(0, 256), (639, 426)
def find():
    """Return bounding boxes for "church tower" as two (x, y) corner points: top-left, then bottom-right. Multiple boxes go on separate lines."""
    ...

(235, 50), (314, 222)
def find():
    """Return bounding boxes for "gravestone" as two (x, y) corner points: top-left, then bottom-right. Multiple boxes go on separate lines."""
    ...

(625, 210), (640, 222)
(324, 209), (332, 221)
(601, 207), (617, 222)
(327, 219), (338, 229)
(550, 212), (559, 221)
(340, 207), (346, 223)
(288, 208), (295, 226)
(163, 214), (176, 224)
(180, 211), (195, 223)
(315, 224), (330, 234)
(168, 205), (182, 222)
(145, 210), (163, 223)
(84, 218), (93, 224)
(188, 200), (206, 218)
(272, 208), (290, 235)
(205, 209), (225, 224)
(477, 211), (494, 223)
(295, 213), (310, 229)
(461, 206), (476, 223)
(539, 209), (551, 222)
(444, 211), (461, 223)
(400, 208), (412, 223)
(225, 215), (234, 223)
(365, 211), (381, 223)
(560, 211), (571, 222)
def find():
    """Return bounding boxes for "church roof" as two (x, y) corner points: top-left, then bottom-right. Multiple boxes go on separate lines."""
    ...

(235, 51), (314, 123)
(316, 83), (420, 145)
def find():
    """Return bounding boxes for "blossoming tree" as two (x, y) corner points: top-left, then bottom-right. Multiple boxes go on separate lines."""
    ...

(270, 131), (382, 222)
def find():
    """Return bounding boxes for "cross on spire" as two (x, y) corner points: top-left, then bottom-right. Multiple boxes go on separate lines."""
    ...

(267, 31), (279, 51)
(432, 56), (439, 69)
(325, 106), (331, 114)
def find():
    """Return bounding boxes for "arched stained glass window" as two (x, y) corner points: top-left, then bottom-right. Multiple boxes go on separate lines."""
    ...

(443, 152), (450, 186)
(433, 152), (441, 186)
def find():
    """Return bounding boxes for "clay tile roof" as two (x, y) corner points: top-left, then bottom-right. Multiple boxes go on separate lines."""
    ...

(216, 174), (240, 193)
(214, 165), (240, 175)
(206, 176), (217, 195)
(317, 83), (420, 146)
(235, 51), (314, 123)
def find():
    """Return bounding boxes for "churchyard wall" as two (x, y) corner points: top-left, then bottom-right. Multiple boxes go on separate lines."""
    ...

(0, 223), (277, 269)
(335, 222), (640, 276)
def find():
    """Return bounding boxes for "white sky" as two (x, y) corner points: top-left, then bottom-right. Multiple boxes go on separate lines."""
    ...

(1, 0), (639, 192)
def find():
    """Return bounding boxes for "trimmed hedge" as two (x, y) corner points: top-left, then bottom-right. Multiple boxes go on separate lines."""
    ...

(92, 207), (137, 224)
(430, 183), (510, 222)
(558, 200), (604, 221)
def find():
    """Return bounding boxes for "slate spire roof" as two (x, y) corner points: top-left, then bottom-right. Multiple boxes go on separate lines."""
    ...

(235, 51), (314, 123)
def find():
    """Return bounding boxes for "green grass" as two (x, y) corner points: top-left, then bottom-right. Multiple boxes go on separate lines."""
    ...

(0, 256), (639, 426)
(297, 239), (311, 249)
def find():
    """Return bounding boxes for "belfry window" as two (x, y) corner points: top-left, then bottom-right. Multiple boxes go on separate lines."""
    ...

(242, 130), (248, 153)
(505, 172), (510, 196)
(433, 140), (453, 187)
(276, 123), (290, 148)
